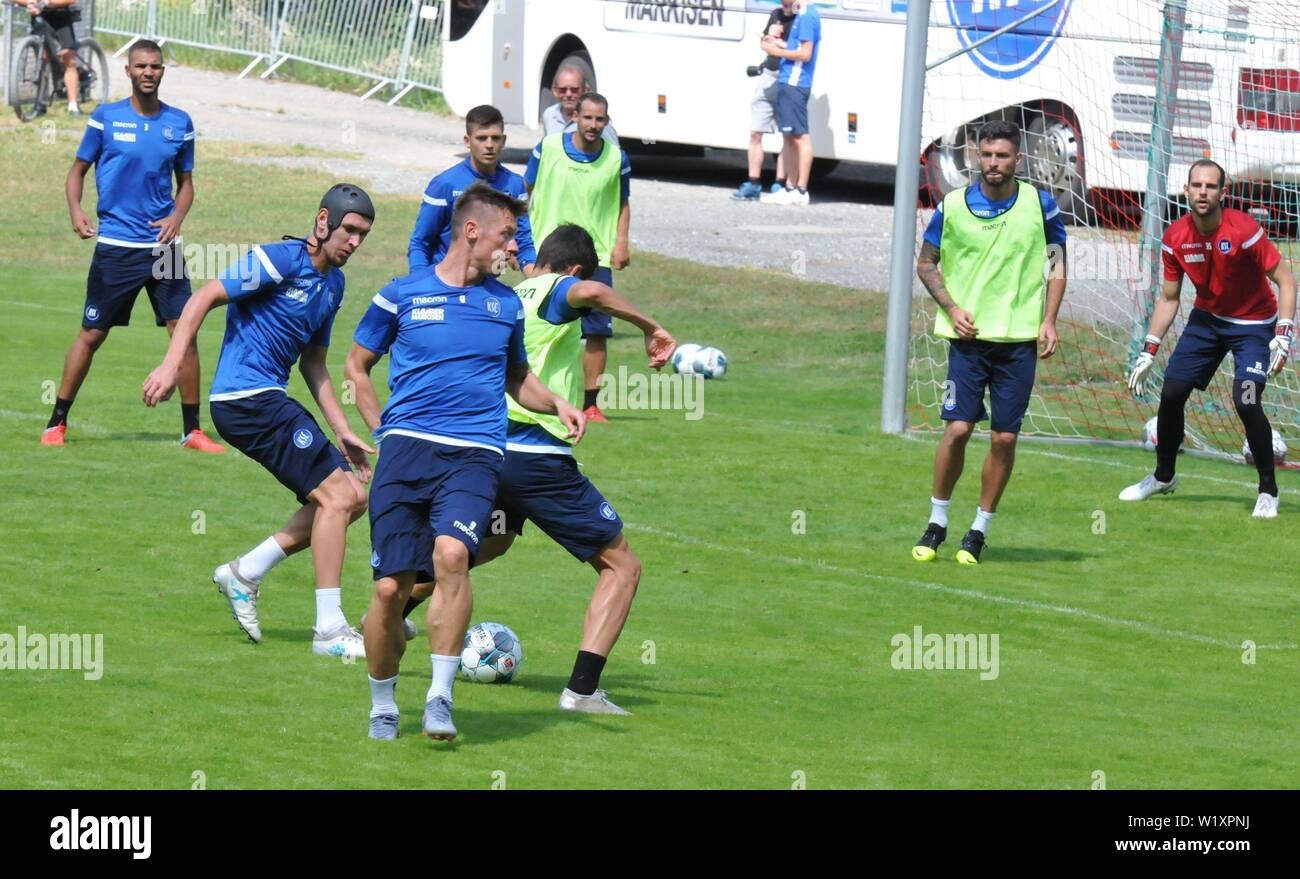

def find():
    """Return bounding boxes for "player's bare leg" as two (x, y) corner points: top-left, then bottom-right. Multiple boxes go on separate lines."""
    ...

(584, 337), (608, 420)
(422, 536), (475, 740)
(914, 420), (973, 561)
(365, 571), (415, 740)
(42, 327), (107, 445)
(58, 49), (80, 113)
(953, 430), (1016, 566)
(303, 470), (368, 657)
(559, 534), (640, 716)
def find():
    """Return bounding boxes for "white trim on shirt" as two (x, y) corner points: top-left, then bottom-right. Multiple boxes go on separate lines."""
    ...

(505, 440), (574, 457)
(86, 118), (104, 130)
(1242, 227), (1265, 249)
(371, 293), (398, 314)
(1207, 310), (1278, 326)
(379, 429), (503, 455)
(423, 195), (448, 207)
(252, 245), (283, 283)
(209, 387), (286, 402)
(95, 236), (161, 248)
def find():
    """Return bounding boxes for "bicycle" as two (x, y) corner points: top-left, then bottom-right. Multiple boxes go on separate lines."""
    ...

(9, 9), (109, 122)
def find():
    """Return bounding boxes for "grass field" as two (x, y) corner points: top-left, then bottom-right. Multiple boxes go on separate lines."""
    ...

(0, 118), (1297, 789)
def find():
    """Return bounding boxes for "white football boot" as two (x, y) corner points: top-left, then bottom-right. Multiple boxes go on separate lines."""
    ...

(1252, 493), (1279, 519)
(558, 688), (631, 716)
(312, 623), (366, 660)
(213, 558), (261, 643)
(1118, 474), (1178, 501)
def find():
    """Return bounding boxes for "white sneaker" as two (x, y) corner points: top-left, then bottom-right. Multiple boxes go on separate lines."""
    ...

(312, 623), (366, 659)
(789, 189), (810, 206)
(1118, 474), (1177, 501)
(1252, 493), (1279, 519)
(760, 187), (795, 205)
(558, 687), (631, 716)
(360, 612), (417, 641)
(213, 559), (261, 643)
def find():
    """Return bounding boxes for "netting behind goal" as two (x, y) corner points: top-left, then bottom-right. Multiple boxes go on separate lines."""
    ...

(910, 0), (1299, 459)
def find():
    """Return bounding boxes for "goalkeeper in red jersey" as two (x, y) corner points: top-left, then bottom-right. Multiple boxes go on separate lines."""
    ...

(1121, 159), (1296, 518)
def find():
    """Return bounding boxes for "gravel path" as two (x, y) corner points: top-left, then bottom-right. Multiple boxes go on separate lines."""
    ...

(119, 66), (893, 292)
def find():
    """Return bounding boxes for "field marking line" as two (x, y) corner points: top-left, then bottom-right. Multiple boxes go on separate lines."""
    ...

(0, 299), (66, 312)
(900, 431), (1299, 497)
(0, 408), (112, 437)
(626, 523), (1297, 651)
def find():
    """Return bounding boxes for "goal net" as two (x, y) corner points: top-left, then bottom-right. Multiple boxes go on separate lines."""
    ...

(909, 0), (1299, 460)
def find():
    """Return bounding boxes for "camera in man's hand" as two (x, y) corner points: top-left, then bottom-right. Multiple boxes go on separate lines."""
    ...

(746, 65), (763, 77)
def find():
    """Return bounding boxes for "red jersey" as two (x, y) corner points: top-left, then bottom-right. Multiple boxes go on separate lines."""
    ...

(1161, 208), (1281, 323)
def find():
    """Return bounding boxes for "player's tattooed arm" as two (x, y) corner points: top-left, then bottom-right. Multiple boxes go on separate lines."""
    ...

(917, 241), (978, 339)
(916, 241), (956, 312)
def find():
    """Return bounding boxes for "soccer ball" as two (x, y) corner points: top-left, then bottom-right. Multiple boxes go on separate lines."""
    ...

(671, 343), (703, 375)
(1141, 416), (1159, 451)
(459, 622), (523, 683)
(694, 346), (728, 379)
(1243, 429), (1287, 466)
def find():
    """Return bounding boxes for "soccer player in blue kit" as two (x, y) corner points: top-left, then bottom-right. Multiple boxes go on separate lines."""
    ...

(346, 183), (585, 741)
(407, 104), (536, 275)
(46, 39), (223, 453)
(143, 185), (377, 659)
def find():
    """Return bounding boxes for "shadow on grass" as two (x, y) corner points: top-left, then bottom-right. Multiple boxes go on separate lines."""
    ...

(991, 546), (1091, 563)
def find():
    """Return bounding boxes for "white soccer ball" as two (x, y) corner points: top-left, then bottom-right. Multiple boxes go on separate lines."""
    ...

(1243, 429), (1287, 466)
(671, 343), (703, 375)
(695, 346), (728, 380)
(1141, 416), (1159, 451)
(459, 622), (523, 683)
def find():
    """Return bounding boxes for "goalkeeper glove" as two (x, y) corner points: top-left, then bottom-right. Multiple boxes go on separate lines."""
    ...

(1128, 335), (1161, 397)
(1269, 320), (1294, 375)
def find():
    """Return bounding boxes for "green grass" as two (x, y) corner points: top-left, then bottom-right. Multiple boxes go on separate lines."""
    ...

(1, 121), (1298, 789)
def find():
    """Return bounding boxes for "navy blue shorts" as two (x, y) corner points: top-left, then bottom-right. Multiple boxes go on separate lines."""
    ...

(776, 84), (811, 136)
(84, 242), (191, 330)
(492, 451), (623, 562)
(1164, 308), (1274, 390)
(211, 392), (350, 505)
(368, 434), (502, 581)
(581, 266), (614, 338)
(943, 339), (1037, 433)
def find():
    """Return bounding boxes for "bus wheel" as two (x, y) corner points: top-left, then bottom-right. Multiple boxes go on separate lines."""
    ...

(1023, 111), (1091, 223)
(920, 124), (977, 207)
(810, 158), (840, 181)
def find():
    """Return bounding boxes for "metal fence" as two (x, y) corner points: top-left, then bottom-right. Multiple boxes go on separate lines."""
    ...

(90, 0), (445, 103)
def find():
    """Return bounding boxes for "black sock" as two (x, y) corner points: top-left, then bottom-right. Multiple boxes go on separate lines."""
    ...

(1235, 380), (1278, 496)
(182, 402), (201, 436)
(47, 397), (73, 429)
(773, 177), (785, 188)
(748, 176), (760, 186)
(1154, 378), (1195, 482)
(567, 650), (607, 696)
(583, 388), (598, 409)
(797, 186), (808, 195)
(402, 596), (425, 620)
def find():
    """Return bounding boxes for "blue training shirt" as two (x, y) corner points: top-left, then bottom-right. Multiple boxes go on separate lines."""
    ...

(408, 158), (536, 273)
(209, 240), (345, 401)
(506, 275), (587, 454)
(525, 134), (631, 201)
(353, 270), (528, 455)
(778, 4), (821, 89)
(75, 98), (196, 247)
(923, 183), (1069, 249)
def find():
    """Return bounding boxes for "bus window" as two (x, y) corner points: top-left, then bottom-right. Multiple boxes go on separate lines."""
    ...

(449, 0), (489, 41)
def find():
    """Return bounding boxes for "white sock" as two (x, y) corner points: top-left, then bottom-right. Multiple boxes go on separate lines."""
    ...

(314, 587), (346, 633)
(427, 654), (460, 704)
(929, 496), (950, 528)
(972, 507), (995, 535)
(68, 100), (78, 112)
(368, 674), (398, 718)
(240, 536), (287, 582)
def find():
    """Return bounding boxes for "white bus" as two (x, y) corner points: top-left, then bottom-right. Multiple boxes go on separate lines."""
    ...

(441, 0), (1298, 226)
